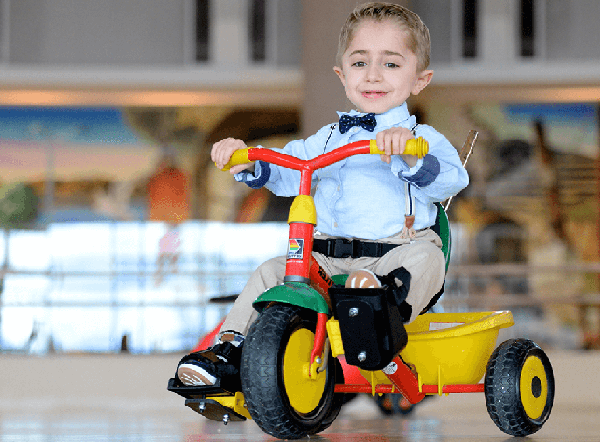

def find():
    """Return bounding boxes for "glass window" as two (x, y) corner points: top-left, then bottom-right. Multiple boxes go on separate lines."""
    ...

(544, 0), (600, 61)
(196, 0), (210, 62)
(250, 0), (267, 62)
(463, 0), (478, 58)
(520, 0), (535, 57)
(410, 0), (454, 65)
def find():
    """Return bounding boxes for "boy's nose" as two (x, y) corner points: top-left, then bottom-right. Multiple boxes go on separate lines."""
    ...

(366, 65), (382, 82)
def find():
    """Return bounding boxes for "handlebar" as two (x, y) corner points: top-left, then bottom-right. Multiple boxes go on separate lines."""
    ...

(220, 137), (429, 281)
(220, 137), (429, 172)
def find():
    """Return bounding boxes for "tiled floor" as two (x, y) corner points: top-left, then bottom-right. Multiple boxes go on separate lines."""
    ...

(1, 351), (598, 441)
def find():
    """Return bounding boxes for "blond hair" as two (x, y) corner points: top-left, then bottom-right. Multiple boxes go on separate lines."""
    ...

(337, 2), (431, 72)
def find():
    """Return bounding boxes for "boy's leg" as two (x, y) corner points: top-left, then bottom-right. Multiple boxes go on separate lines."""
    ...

(219, 255), (287, 335)
(372, 232), (445, 323)
(176, 255), (287, 387)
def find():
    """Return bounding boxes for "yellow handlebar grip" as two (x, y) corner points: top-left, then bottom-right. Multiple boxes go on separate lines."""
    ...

(220, 148), (253, 171)
(369, 137), (429, 159)
(406, 137), (429, 158)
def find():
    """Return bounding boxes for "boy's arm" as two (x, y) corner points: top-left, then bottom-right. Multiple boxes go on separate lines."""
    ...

(232, 124), (335, 196)
(211, 138), (256, 174)
(212, 137), (272, 189)
(390, 125), (469, 202)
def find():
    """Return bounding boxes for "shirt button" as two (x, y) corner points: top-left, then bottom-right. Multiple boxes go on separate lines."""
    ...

(334, 222), (338, 228)
(337, 186), (340, 192)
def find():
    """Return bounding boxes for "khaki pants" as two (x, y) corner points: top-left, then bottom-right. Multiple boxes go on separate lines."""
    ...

(220, 228), (445, 336)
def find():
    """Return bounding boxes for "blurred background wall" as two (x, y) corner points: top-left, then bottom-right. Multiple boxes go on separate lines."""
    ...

(1, 0), (600, 354)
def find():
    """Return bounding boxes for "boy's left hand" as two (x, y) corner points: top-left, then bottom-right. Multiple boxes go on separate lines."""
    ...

(376, 127), (418, 168)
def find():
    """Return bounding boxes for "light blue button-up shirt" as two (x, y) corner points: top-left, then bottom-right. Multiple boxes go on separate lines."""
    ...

(236, 103), (469, 241)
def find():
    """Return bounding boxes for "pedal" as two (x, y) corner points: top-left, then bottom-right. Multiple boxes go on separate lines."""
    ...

(167, 377), (230, 398)
(185, 398), (247, 423)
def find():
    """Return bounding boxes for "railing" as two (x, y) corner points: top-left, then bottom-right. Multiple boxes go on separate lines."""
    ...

(0, 221), (290, 354)
(1, 222), (597, 353)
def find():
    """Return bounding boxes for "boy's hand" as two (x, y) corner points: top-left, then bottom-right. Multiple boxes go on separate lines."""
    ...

(376, 127), (418, 168)
(211, 138), (255, 174)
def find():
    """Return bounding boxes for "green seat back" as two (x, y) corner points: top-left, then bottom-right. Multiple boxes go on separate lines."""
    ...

(432, 202), (451, 273)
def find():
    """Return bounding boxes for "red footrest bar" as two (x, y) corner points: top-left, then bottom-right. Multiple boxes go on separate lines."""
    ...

(335, 384), (484, 394)
(335, 384), (396, 394)
(420, 383), (485, 394)
(335, 383), (485, 395)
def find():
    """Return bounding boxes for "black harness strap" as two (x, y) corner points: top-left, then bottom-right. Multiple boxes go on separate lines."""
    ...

(379, 267), (413, 323)
(313, 237), (399, 258)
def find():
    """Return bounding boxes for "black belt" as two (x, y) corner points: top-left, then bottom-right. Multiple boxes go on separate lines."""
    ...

(312, 238), (399, 258)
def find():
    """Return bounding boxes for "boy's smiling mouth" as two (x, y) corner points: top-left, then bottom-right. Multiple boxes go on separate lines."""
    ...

(362, 91), (388, 98)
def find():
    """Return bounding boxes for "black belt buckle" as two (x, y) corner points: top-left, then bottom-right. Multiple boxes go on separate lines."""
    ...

(333, 238), (357, 258)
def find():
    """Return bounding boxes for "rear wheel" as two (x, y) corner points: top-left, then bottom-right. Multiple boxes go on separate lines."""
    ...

(485, 339), (554, 436)
(241, 304), (343, 439)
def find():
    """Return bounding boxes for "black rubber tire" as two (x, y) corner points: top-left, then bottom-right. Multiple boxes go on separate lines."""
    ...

(240, 304), (344, 439)
(485, 338), (555, 436)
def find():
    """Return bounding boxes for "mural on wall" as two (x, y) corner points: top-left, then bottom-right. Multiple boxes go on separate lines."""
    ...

(0, 106), (164, 224)
(431, 102), (599, 338)
(467, 103), (598, 265)
(0, 106), (300, 226)
(2, 103), (595, 260)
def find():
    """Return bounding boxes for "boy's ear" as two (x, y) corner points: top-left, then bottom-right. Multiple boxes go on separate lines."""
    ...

(333, 66), (346, 86)
(411, 69), (433, 95)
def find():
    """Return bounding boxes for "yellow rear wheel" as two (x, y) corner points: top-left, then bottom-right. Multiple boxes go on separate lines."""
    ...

(520, 354), (549, 420)
(485, 339), (554, 437)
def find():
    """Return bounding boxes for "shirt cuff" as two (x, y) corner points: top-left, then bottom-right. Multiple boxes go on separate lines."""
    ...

(391, 156), (423, 177)
(234, 160), (271, 189)
(397, 154), (440, 188)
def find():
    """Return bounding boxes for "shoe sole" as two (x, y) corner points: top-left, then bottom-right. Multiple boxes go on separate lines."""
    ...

(177, 364), (217, 386)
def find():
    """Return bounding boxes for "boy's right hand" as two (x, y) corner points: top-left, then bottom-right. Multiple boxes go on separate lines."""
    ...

(211, 138), (255, 174)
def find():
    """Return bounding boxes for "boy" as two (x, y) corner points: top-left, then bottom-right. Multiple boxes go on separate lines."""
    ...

(176, 2), (468, 388)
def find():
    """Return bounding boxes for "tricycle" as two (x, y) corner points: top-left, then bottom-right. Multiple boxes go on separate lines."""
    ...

(168, 136), (554, 439)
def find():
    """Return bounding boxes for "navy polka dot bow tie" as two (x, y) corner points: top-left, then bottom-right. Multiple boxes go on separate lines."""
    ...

(338, 113), (377, 134)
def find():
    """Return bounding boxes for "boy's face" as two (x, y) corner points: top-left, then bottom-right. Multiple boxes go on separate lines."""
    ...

(334, 20), (433, 114)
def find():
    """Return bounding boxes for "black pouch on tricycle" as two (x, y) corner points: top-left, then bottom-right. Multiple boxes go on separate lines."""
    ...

(330, 283), (407, 371)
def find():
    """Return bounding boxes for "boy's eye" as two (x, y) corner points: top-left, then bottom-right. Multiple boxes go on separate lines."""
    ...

(352, 61), (366, 67)
(385, 62), (399, 68)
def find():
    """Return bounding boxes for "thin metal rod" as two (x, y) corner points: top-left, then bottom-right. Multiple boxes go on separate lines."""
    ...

(444, 130), (478, 211)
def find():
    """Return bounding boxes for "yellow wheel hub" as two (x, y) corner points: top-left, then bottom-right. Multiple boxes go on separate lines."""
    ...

(283, 328), (327, 414)
(520, 355), (548, 419)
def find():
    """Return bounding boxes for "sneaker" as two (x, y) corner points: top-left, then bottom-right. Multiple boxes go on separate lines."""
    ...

(176, 339), (242, 387)
(345, 269), (382, 289)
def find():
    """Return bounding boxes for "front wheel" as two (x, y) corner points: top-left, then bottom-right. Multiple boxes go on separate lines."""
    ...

(241, 304), (344, 439)
(484, 338), (554, 436)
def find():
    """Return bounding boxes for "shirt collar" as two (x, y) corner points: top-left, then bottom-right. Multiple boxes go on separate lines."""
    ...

(336, 102), (411, 128)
